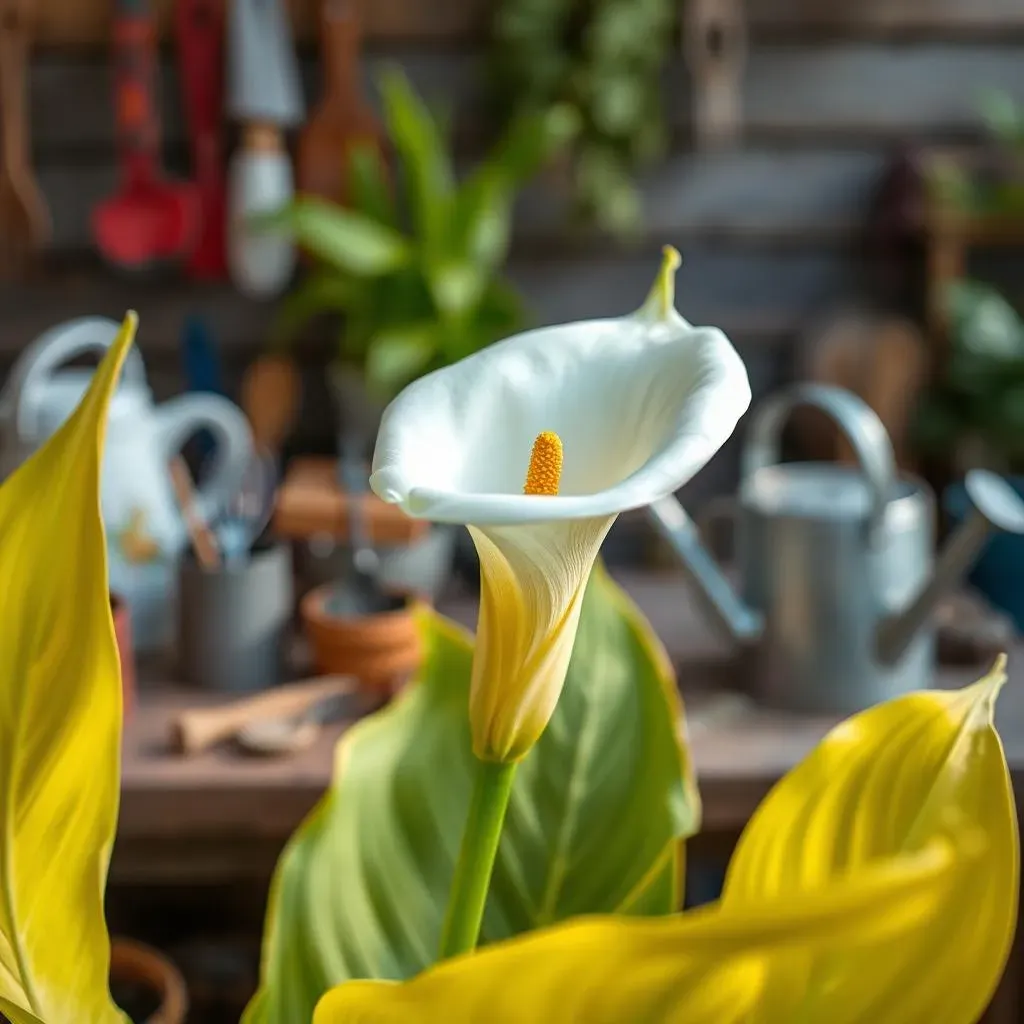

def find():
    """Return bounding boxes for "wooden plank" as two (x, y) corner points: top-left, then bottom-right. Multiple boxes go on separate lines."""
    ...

(738, 44), (1024, 136)
(516, 149), (884, 245)
(506, 248), (859, 327)
(27, 43), (1024, 162)
(751, 0), (1024, 36)
(32, 148), (883, 253)
(31, 0), (487, 47)
(30, 0), (1024, 46)
(117, 571), (1024, 841)
(0, 253), (809, 357)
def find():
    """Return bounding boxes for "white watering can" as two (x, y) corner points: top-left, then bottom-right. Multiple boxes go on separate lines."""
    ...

(0, 317), (253, 651)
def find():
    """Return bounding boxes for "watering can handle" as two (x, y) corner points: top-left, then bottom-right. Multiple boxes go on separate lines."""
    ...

(155, 394), (253, 523)
(10, 317), (148, 441)
(742, 383), (897, 542)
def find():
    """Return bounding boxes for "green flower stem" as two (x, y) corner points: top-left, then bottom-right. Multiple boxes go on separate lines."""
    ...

(438, 759), (518, 960)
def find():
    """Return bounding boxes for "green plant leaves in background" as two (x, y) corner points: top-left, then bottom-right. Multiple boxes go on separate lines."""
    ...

(265, 68), (577, 401)
(243, 565), (698, 1024)
(379, 68), (456, 249)
(264, 198), (410, 277)
(364, 325), (440, 399)
(348, 145), (398, 229)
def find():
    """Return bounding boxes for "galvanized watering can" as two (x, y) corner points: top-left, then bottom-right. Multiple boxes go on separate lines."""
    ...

(647, 384), (1024, 713)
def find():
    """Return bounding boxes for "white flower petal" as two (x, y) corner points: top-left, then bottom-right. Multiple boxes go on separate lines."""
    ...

(370, 311), (751, 526)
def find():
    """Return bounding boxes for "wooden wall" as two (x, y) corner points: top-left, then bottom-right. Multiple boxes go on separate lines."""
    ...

(6, 0), (1024, 512)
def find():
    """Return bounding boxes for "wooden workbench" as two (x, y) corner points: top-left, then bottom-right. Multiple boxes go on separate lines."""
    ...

(116, 568), (1021, 874)
(114, 568), (1024, 1022)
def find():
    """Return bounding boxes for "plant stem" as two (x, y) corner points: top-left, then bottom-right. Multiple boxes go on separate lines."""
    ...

(438, 759), (517, 960)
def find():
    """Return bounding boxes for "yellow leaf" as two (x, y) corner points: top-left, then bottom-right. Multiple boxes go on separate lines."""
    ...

(0, 313), (137, 1024)
(313, 838), (966, 1024)
(723, 658), (1019, 1023)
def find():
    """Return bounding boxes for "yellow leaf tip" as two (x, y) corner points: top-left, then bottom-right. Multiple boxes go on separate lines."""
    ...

(964, 653), (1008, 722)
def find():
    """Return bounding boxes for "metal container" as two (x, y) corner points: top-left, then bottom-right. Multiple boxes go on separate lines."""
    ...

(648, 384), (1024, 712)
(178, 540), (293, 691)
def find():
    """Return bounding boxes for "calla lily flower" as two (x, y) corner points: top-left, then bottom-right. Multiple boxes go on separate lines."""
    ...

(371, 247), (751, 761)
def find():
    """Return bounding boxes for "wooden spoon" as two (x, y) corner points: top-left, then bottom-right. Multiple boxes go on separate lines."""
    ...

(240, 353), (301, 452)
(169, 455), (221, 570)
(297, 0), (385, 204)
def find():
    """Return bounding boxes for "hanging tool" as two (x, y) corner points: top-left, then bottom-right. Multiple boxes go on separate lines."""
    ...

(297, 0), (384, 205)
(175, 0), (228, 279)
(93, 0), (199, 273)
(0, 0), (50, 278)
(684, 0), (747, 150)
(226, 0), (305, 297)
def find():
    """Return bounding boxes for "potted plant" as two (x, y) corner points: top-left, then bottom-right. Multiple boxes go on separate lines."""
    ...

(914, 279), (1024, 626)
(269, 68), (577, 448)
(264, 69), (577, 598)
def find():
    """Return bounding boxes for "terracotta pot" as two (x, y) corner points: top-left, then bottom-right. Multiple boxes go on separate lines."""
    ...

(301, 584), (423, 695)
(110, 594), (136, 720)
(110, 938), (188, 1024)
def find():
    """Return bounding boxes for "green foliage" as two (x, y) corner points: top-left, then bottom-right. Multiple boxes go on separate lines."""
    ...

(913, 280), (1024, 469)
(488, 0), (675, 238)
(926, 90), (1024, 215)
(242, 566), (699, 1024)
(265, 69), (577, 401)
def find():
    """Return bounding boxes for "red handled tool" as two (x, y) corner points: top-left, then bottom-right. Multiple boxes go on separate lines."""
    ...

(175, 0), (227, 279)
(92, 0), (199, 273)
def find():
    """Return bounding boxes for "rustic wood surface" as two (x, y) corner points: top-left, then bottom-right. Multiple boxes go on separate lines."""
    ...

(119, 567), (1022, 841)
(115, 568), (1024, 1021)
(26, 0), (1024, 46)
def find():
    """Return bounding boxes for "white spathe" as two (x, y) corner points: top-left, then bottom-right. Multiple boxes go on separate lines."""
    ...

(370, 249), (752, 761)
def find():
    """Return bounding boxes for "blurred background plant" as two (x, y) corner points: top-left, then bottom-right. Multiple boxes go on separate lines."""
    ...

(913, 280), (1024, 472)
(927, 90), (1024, 215)
(487, 0), (675, 239)
(266, 68), (578, 404)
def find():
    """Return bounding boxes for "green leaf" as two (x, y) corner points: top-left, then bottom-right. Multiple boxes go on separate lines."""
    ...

(427, 261), (488, 319)
(448, 173), (514, 272)
(978, 88), (1024, 146)
(443, 105), (577, 273)
(484, 104), (579, 185)
(379, 68), (455, 246)
(243, 566), (698, 1024)
(364, 325), (440, 399)
(348, 145), (398, 228)
(273, 274), (353, 343)
(260, 197), (410, 276)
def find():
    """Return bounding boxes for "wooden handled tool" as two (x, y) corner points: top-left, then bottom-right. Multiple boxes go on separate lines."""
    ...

(169, 455), (221, 570)
(684, 0), (747, 150)
(0, 0), (51, 278)
(171, 674), (357, 755)
(297, 0), (384, 204)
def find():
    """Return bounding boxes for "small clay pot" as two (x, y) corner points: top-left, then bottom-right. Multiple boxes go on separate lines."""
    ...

(110, 938), (188, 1024)
(110, 594), (136, 720)
(301, 584), (422, 694)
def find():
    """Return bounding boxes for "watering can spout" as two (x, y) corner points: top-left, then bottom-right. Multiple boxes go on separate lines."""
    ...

(647, 495), (763, 645)
(877, 470), (1024, 665)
